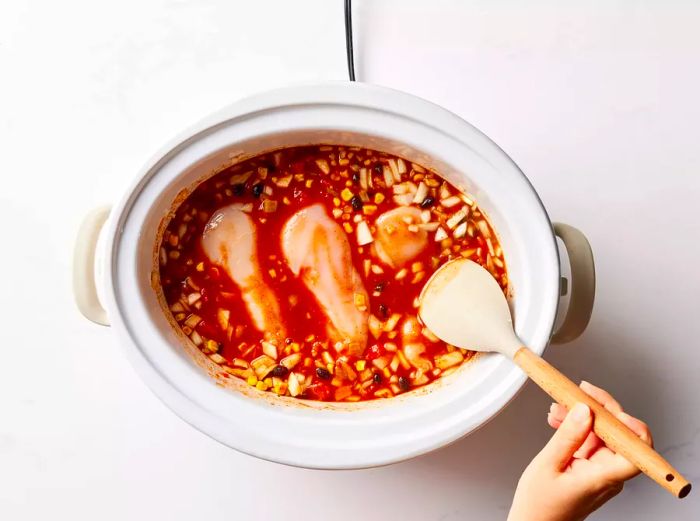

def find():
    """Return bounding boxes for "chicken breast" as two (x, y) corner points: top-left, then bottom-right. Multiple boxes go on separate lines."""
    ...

(373, 206), (428, 267)
(201, 204), (286, 341)
(281, 204), (369, 355)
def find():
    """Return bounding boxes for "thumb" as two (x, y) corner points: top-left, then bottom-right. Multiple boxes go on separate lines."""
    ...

(537, 402), (592, 471)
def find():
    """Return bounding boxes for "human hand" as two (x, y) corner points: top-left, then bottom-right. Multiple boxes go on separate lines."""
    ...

(507, 381), (652, 521)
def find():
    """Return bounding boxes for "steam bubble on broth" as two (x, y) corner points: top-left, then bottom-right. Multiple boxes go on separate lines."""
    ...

(201, 204), (286, 341)
(281, 203), (369, 356)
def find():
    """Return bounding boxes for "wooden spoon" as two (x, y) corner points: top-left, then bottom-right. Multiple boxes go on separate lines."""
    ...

(419, 258), (691, 498)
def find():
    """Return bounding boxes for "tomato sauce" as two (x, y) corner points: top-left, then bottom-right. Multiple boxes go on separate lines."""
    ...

(159, 145), (507, 401)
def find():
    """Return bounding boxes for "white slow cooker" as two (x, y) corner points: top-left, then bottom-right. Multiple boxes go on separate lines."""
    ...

(73, 82), (595, 469)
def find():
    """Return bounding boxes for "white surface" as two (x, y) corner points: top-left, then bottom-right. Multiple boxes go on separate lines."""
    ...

(1, 0), (698, 519)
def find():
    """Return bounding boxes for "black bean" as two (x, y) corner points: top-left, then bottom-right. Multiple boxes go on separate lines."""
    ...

(374, 282), (385, 293)
(316, 367), (332, 380)
(350, 195), (363, 211)
(252, 183), (263, 197)
(378, 304), (388, 318)
(373, 163), (383, 174)
(398, 376), (411, 391)
(420, 196), (435, 209)
(285, 337), (292, 345)
(352, 171), (360, 184)
(269, 365), (289, 378)
(232, 183), (245, 196)
(373, 372), (383, 384)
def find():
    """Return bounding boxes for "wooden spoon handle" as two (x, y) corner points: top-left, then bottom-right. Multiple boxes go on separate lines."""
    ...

(513, 346), (691, 498)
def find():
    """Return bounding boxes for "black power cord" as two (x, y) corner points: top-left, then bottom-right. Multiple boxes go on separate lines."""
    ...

(344, 0), (356, 81)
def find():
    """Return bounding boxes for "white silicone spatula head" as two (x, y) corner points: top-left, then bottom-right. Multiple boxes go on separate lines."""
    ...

(419, 258), (522, 358)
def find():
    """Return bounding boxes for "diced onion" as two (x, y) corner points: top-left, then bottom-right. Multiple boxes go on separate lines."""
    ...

(446, 206), (469, 229)
(356, 220), (374, 245)
(383, 165), (394, 187)
(412, 182), (429, 204)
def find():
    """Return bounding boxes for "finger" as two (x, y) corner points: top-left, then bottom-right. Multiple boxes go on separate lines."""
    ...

(549, 381), (622, 428)
(547, 403), (566, 429)
(580, 381), (623, 414)
(572, 431), (603, 459)
(547, 413), (562, 429)
(567, 456), (590, 474)
(619, 411), (653, 447)
(599, 411), (653, 482)
(573, 432), (601, 459)
(549, 403), (567, 423)
(549, 404), (602, 452)
(537, 403), (592, 471)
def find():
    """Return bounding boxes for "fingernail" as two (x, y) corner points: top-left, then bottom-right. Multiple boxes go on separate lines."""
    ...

(549, 402), (557, 413)
(570, 403), (590, 424)
(618, 411), (634, 423)
(580, 380), (591, 389)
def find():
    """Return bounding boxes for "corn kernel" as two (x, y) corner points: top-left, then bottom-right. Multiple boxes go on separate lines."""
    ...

(340, 188), (354, 201)
(362, 204), (377, 215)
(247, 376), (258, 386)
(355, 360), (366, 371)
(374, 193), (385, 204)
(411, 261), (424, 273)
(195, 262), (204, 272)
(255, 381), (267, 391)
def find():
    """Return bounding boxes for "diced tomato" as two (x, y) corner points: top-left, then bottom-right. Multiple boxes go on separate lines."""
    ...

(305, 383), (332, 401)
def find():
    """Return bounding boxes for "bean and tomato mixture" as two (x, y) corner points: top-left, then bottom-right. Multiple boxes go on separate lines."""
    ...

(159, 146), (507, 402)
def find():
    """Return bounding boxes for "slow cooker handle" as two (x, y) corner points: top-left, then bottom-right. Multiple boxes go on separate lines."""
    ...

(551, 223), (595, 344)
(73, 206), (110, 326)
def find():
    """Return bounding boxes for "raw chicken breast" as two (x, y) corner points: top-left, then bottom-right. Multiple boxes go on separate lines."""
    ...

(374, 207), (428, 267)
(281, 204), (369, 355)
(201, 204), (286, 341)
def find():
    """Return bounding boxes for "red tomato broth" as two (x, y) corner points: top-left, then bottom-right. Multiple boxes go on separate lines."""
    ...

(159, 145), (507, 402)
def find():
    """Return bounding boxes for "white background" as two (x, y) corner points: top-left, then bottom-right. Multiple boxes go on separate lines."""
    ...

(1, 0), (699, 519)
